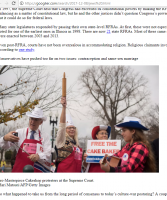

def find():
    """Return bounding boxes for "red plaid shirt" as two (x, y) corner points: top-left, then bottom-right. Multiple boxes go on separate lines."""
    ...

(109, 142), (149, 172)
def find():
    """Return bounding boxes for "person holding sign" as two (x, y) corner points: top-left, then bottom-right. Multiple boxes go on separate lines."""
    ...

(100, 117), (156, 172)
(0, 107), (51, 172)
(83, 125), (111, 172)
(55, 97), (82, 172)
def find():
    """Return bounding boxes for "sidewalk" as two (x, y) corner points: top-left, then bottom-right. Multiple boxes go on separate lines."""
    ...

(0, 163), (12, 173)
(0, 167), (12, 173)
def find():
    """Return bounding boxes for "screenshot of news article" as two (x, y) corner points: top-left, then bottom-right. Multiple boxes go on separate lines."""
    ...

(0, 2), (167, 64)
(0, 0), (164, 198)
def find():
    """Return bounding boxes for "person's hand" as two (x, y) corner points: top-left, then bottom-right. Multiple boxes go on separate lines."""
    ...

(3, 131), (19, 143)
(28, 154), (39, 162)
(100, 155), (110, 172)
(83, 153), (88, 162)
(101, 154), (108, 164)
(61, 97), (67, 108)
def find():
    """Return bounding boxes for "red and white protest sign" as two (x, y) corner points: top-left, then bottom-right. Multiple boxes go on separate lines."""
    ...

(86, 140), (121, 163)
(87, 140), (121, 156)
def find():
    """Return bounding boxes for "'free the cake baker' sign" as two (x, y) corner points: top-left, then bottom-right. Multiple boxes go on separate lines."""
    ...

(86, 140), (121, 163)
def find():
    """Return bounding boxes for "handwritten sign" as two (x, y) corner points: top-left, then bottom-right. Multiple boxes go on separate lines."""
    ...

(86, 140), (121, 163)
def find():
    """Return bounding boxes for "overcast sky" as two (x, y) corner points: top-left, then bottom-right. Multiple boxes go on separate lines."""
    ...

(0, 65), (159, 139)
(42, 65), (159, 139)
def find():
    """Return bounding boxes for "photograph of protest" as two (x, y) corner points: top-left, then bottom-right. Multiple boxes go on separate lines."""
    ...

(0, 65), (159, 173)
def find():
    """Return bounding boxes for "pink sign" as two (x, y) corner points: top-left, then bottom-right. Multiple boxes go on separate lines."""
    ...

(23, 143), (37, 154)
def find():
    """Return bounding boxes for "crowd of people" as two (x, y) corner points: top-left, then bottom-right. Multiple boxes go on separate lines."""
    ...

(0, 97), (159, 173)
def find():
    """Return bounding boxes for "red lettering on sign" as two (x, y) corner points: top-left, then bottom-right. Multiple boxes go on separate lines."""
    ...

(91, 142), (94, 146)
(102, 149), (119, 154)
(91, 142), (105, 146)
(87, 149), (101, 154)
(114, 149), (120, 153)
(87, 149), (91, 153)
(106, 142), (117, 146)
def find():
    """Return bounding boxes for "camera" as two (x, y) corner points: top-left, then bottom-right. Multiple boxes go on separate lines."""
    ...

(13, 132), (18, 137)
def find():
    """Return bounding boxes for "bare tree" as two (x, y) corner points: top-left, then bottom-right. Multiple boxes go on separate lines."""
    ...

(79, 66), (150, 139)
(0, 65), (73, 125)
(143, 104), (159, 141)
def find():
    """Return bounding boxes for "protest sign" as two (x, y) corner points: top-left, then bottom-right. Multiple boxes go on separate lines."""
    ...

(86, 140), (121, 163)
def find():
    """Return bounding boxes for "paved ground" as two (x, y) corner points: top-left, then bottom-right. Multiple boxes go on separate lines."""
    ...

(0, 167), (12, 173)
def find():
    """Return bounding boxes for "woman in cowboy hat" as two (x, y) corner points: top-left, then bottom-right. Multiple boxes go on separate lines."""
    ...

(0, 107), (51, 172)
(55, 97), (82, 172)
(100, 116), (156, 172)
(82, 125), (111, 173)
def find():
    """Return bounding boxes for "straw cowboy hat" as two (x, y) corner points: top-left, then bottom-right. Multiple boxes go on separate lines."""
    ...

(26, 107), (47, 121)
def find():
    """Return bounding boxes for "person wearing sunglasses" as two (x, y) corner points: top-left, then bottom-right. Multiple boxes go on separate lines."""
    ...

(82, 125), (111, 172)
(55, 97), (82, 172)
